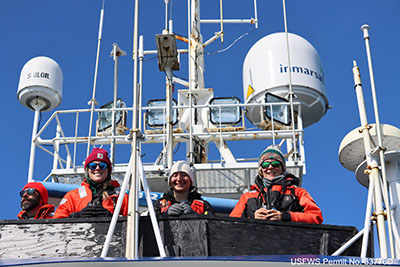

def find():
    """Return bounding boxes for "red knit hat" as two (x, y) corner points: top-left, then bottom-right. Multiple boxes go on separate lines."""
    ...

(22, 182), (49, 204)
(84, 148), (112, 172)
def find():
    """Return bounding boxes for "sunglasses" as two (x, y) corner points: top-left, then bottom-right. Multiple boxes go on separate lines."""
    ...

(88, 162), (108, 170)
(20, 188), (37, 197)
(261, 161), (281, 169)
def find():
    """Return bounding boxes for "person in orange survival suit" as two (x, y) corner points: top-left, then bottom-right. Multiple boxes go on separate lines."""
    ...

(18, 182), (55, 219)
(230, 145), (323, 224)
(153, 161), (215, 216)
(53, 148), (129, 218)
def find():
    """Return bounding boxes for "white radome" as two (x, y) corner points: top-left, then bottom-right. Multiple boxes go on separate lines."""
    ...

(242, 32), (328, 128)
(17, 56), (63, 112)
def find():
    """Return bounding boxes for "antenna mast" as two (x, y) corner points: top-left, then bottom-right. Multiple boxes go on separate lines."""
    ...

(86, 0), (105, 157)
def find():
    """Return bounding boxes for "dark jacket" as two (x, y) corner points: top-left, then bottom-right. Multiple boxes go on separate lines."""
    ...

(229, 174), (323, 224)
(154, 188), (215, 216)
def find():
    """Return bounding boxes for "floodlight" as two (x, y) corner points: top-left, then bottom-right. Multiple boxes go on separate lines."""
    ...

(146, 99), (178, 128)
(209, 97), (241, 125)
(96, 98), (127, 133)
(155, 34), (180, 72)
(264, 93), (291, 125)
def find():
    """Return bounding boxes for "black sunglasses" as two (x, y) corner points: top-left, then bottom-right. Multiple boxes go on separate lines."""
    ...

(88, 162), (108, 170)
(261, 161), (281, 169)
(20, 188), (37, 197)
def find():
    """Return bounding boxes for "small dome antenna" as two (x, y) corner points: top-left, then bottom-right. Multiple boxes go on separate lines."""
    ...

(17, 56), (63, 182)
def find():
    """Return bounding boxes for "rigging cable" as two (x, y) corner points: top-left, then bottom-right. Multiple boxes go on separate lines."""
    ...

(205, 28), (257, 55)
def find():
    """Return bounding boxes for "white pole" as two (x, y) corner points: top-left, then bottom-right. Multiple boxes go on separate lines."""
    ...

(86, 1), (105, 157)
(353, 60), (388, 258)
(253, 0), (258, 28)
(333, 225), (370, 256)
(188, 0), (194, 163)
(164, 0), (168, 31)
(166, 68), (173, 169)
(219, 0), (224, 44)
(138, 36), (144, 132)
(281, 0), (298, 163)
(361, 172), (375, 258)
(137, 155), (167, 257)
(362, 24), (395, 258)
(101, 153), (134, 257)
(111, 44), (118, 165)
(110, 43), (126, 165)
(126, 0), (140, 259)
(27, 99), (46, 182)
(53, 124), (61, 170)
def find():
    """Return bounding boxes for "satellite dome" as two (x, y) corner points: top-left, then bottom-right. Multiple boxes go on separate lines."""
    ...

(17, 56), (63, 112)
(242, 32), (328, 128)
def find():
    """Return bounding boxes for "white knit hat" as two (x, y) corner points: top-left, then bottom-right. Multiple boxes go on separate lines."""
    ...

(168, 161), (194, 186)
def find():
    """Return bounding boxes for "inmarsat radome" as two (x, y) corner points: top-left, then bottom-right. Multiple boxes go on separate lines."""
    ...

(17, 56), (63, 112)
(17, 56), (63, 182)
(243, 32), (329, 129)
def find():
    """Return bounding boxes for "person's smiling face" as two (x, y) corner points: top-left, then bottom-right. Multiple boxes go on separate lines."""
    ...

(20, 188), (41, 211)
(261, 160), (283, 180)
(88, 161), (109, 183)
(170, 171), (191, 192)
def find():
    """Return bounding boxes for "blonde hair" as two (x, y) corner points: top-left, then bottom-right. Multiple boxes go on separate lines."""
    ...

(101, 181), (111, 200)
(258, 166), (263, 177)
(84, 169), (112, 200)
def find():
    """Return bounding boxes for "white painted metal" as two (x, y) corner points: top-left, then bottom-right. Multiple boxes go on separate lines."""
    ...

(333, 227), (368, 256)
(281, 0), (298, 162)
(339, 124), (400, 174)
(382, 151), (400, 257)
(52, 124), (61, 170)
(138, 35), (144, 132)
(137, 155), (167, 257)
(86, 3), (105, 157)
(351, 60), (388, 258)
(361, 24), (395, 258)
(110, 43), (126, 165)
(214, 140), (237, 164)
(126, 0), (140, 259)
(17, 0), (317, 261)
(27, 100), (46, 182)
(101, 152), (134, 257)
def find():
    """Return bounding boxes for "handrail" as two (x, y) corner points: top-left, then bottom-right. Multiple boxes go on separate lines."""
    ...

(101, 150), (134, 257)
(31, 100), (305, 178)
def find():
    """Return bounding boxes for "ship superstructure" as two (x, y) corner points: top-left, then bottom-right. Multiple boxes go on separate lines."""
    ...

(6, 0), (400, 263)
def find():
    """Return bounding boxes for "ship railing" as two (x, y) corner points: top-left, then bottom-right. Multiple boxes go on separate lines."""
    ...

(33, 100), (304, 193)
(34, 100), (303, 143)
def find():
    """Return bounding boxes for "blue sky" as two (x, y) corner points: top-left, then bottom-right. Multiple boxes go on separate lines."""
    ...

(1, 0), (400, 251)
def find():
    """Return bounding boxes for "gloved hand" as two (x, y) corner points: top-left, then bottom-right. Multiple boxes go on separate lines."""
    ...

(167, 202), (195, 216)
(71, 203), (112, 218)
(167, 203), (183, 216)
(181, 202), (195, 215)
(91, 205), (112, 217)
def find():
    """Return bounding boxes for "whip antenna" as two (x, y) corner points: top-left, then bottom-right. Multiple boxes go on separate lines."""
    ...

(86, 0), (105, 157)
(282, 0), (298, 163)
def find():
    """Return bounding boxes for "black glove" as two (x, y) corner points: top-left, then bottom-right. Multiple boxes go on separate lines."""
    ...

(70, 204), (112, 218)
(91, 205), (113, 217)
